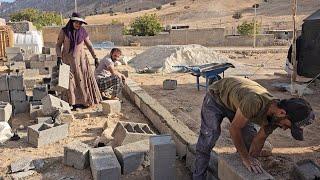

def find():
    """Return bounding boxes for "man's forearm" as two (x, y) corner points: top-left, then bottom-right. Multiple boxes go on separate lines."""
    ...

(249, 128), (268, 157)
(230, 127), (249, 160)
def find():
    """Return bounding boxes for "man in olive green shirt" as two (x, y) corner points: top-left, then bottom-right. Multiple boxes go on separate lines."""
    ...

(193, 77), (315, 180)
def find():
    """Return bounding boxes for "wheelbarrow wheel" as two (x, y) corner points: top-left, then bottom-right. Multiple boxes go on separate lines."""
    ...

(208, 75), (222, 85)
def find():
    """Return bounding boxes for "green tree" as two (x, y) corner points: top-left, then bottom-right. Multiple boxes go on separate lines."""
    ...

(129, 14), (162, 36)
(10, 8), (62, 29)
(237, 21), (260, 36)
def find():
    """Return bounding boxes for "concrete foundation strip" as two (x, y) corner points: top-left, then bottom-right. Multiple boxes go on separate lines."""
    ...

(122, 78), (274, 179)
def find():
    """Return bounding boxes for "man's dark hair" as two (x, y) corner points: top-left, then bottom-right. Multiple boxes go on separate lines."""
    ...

(110, 48), (122, 55)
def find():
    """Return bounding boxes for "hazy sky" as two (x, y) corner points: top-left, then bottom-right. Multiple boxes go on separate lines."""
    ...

(0, 0), (15, 2)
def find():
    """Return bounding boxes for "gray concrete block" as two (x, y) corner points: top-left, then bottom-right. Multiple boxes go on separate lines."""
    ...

(32, 85), (48, 101)
(30, 61), (45, 69)
(6, 47), (22, 54)
(290, 159), (320, 180)
(12, 101), (30, 114)
(218, 153), (274, 180)
(0, 75), (9, 91)
(27, 122), (69, 147)
(10, 90), (26, 102)
(64, 141), (90, 170)
(22, 69), (39, 78)
(163, 79), (177, 90)
(0, 91), (10, 102)
(38, 54), (46, 61)
(89, 146), (121, 180)
(114, 139), (150, 175)
(50, 64), (70, 92)
(10, 158), (44, 173)
(53, 109), (74, 124)
(8, 74), (25, 90)
(9, 61), (26, 71)
(150, 135), (176, 180)
(24, 78), (39, 90)
(36, 117), (53, 124)
(29, 104), (44, 120)
(101, 100), (121, 115)
(111, 121), (156, 147)
(41, 95), (71, 116)
(7, 53), (24, 61)
(11, 170), (36, 180)
(0, 101), (12, 122)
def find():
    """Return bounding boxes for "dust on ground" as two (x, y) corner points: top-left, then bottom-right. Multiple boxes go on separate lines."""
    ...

(0, 95), (192, 180)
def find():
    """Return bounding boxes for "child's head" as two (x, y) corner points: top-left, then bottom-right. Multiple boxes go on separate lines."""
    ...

(110, 48), (122, 61)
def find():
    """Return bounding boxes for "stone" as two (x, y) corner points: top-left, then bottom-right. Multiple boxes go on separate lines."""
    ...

(30, 104), (44, 120)
(150, 135), (176, 180)
(50, 64), (70, 91)
(0, 101), (12, 122)
(41, 95), (71, 116)
(89, 146), (121, 180)
(36, 117), (53, 124)
(101, 100), (121, 115)
(32, 85), (48, 101)
(163, 79), (177, 90)
(0, 75), (9, 91)
(11, 170), (36, 180)
(53, 110), (74, 124)
(10, 90), (26, 102)
(64, 141), (90, 170)
(12, 101), (29, 114)
(8, 74), (24, 91)
(0, 91), (10, 102)
(114, 139), (150, 175)
(218, 153), (274, 180)
(27, 123), (69, 147)
(290, 159), (320, 180)
(10, 158), (44, 173)
(111, 121), (156, 147)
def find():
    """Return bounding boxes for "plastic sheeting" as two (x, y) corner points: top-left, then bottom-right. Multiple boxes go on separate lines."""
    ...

(14, 31), (43, 55)
(0, 122), (13, 144)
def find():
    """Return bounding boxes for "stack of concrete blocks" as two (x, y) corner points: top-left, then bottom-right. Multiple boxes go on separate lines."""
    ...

(0, 101), (12, 122)
(41, 94), (71, 116)
(114, 139), (150, 175)
(6, 47), (24, 62)
(111, 121), (156, 147)
(0, 75), (10, 103)
(9, 61), (26, 72)
(163, 79), (178, 90)
(101, 100), (121, 115)
(22, 69), (41, 90)
(218, 153), (274, 180)
(32, 85), (48, 103)
(89, 146), (121, 180)
(64, 141), (90, 170)
(50, 64), (70, 92)
(27, 122), (69, 147)
(29, 53), (57, 75)
(8, 74), (29, 114)
(150, 135), (176, 180)
(42, 47), (56, 56)
(290, 159), (320, 180)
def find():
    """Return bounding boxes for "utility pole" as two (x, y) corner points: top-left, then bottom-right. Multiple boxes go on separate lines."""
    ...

(75, 0), (77, 13)
(291, 0), (298, 83)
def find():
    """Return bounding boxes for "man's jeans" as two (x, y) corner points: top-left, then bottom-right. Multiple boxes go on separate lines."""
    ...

(193, 92), (257, 180)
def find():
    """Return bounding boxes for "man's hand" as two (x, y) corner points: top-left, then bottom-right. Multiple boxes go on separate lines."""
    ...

(242, 156), (263, 174)
(94, 58), (99, 68)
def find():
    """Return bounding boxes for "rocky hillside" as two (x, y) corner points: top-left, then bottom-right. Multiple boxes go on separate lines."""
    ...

(0, 0), (174, 19)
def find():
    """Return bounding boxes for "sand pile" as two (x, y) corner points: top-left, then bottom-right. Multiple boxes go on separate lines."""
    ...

(129, 44), (239, 73)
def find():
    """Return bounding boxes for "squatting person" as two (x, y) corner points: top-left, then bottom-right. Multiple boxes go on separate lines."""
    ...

(95, 48), (126, 100)
(193, 77), (315, 180)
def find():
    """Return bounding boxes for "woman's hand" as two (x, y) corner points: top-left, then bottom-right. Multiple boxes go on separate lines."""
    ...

(57, 57), (63, 66)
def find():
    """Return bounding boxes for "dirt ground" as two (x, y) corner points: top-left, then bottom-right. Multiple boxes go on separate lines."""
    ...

(126, 51), (320, 179)
(0, 95), (192, 180)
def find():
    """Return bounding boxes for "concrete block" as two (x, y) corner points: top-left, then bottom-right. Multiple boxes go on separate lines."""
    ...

(0, 91), (10, 102)
(6, 47), (21, 54)
(53, 109), (74, 124)
(38, 54), (46, 61)
(290, 159), (320, 180)
(150, 135), (176, 180)
(39, 67), (51, 75)
(24, 78), (39, 90)
(30, 104), (44, 120)
(27, 122), (69, 147)
(29, 54), (39, 61)
(64, 141), (90, 170)
(10, 90), (26, 102)
(32, 85), (48, 101)
(13, 101), (30, 114)
(9, 61), (26, 72)
(163, 79), (177, 90)
(50, 64), (70, 91)
(10, 157), (44, 173)
(36, 117), (53, 124)
(41, 94), (71, 116)
(0, 75), (9, 91)
(111, 121), (156, 147)
(7, 53), (24, 61)
(101, 100), (121, 115)
(114, 139), (150, 175)
(218, 153), (274, 180)
(89, 146), (121, 180)
(22, 69), (39, 78)
(0, 101), (12, 122)
(30, 61), (44, 69)
(42, 47), (50, 54)
(8, 74), (24, 90)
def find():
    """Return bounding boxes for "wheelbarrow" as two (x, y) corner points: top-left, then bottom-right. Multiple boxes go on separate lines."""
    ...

(173, 62), (235, 90)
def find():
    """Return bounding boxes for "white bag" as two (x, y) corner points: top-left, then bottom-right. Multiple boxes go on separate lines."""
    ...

(0, 122), (13, 144)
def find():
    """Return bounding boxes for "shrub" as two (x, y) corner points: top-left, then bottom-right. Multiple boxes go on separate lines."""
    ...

(237, 21), (260, 36)
(129, 14), (162, 36)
